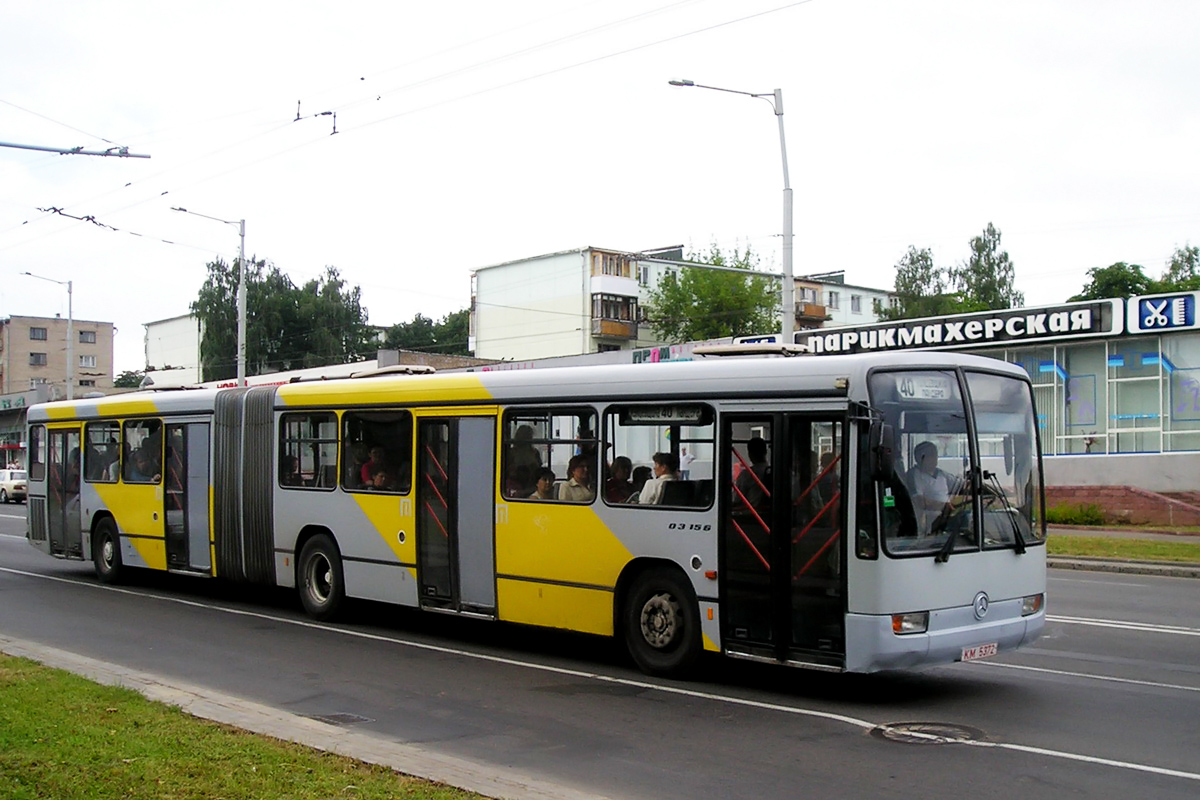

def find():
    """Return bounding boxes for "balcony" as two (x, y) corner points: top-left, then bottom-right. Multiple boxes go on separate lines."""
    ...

(795, 302), (831, 324)
(591, 318), (638, 339)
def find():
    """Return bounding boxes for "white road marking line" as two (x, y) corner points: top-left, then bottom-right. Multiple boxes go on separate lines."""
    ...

(969, 660), (1200, 693)
(1048, 614), (1200, 636)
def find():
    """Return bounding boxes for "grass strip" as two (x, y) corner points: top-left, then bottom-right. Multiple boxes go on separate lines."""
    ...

(1048, 534), (1200, 564)
(0, 654), (483, 800)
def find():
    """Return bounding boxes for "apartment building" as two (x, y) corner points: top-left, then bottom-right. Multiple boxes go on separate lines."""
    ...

(0, 314), (115, 397)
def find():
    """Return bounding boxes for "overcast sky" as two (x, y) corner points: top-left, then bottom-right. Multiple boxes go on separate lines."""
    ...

(3, 0), (1198, 373)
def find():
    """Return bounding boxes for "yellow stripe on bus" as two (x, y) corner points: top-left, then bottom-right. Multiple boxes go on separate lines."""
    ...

(277, 375), (493, 406)
(45, 398), (163, 419)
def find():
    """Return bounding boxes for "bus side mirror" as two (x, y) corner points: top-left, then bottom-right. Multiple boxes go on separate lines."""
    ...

(1003, 435), (1014, 475)
(869, 421), (895, 481)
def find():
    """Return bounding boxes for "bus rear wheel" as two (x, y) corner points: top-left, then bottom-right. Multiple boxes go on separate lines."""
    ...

(298, 534), (344, 621)
(93, 518), (123, 584)
(623, 567), (701, 677)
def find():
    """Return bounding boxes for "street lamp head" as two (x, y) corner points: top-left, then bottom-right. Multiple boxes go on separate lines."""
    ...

(668, 78), (694, 87)
(170, 206), (188, 212)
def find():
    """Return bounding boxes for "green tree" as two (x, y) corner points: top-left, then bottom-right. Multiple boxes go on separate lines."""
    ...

(383, 309), (471, 355)
(113, 370), (145, 388)
(1069, 262), (1156, 302)
(1162, 244), (1200, 291)
(879, 246), (962, 321)
(956, 222), (1024, 309)
(644, 243), (778, 342)
(191, 258), (373, 382)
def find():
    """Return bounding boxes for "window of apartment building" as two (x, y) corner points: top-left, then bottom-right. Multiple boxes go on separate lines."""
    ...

(79, 380), (97, 387)
(593, 252), (631, 278)
(827, 291), (840, 309)
(799, 287), (818, 304)
(851, 294), (863, 314)
(592, 293), (637, 321)
(29, 327), (47, 341)
(79, 355), (97, 368)
(79, 330), (97, 344)
(29, 353), (47, 366)
(638, 264), (651, 287)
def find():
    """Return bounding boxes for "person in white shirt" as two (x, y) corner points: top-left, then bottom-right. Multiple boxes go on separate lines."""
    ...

(908, 441), (956, 534)
(556, 455), (594, 502)
(638, 452), (679, 505)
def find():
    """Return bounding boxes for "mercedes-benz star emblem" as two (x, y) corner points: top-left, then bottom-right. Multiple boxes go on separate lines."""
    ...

(973, 591), (990, 620)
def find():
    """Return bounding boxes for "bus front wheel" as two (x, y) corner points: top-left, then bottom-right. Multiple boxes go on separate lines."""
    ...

(93, 518), (123, 584)
(623, 567), (701, 677)
(298, 534), (345, 621)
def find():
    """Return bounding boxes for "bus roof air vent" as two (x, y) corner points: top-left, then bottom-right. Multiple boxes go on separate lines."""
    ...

(348, 365), (437, 379)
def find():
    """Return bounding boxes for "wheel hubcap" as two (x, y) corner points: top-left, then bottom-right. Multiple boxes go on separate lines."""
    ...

(101, 537), (114, 568)
(308, 555), (332, 603)
(640, 591), (681, 649)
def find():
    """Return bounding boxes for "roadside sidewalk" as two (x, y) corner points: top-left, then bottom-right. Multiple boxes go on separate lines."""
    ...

(1047, 525), (1200, 579)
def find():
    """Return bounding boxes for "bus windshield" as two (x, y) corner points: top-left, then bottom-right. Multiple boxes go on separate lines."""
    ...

(869, 369), (1045, 559)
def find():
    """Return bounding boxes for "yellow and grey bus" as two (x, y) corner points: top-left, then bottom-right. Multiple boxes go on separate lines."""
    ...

(26, 351), (1046, 676)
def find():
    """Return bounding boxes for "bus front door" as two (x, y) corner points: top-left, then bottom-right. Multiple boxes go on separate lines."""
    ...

(47, 427), (82, 558)
(721, 415), (845, 668)
(415, 416), (497, 616)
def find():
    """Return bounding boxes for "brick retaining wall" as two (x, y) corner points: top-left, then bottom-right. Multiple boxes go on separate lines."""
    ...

(1047, 485), (1200, 526)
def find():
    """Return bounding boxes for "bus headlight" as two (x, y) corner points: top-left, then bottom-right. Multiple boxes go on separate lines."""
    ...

(1021, 593), (1044, 616)
(891, 611), (929, 635)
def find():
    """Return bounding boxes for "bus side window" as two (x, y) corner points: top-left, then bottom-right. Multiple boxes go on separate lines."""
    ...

(84, 421), (120, 483)
(279, 412), (338, 491)
(502, 409), (597, 502)
(341, 410), (412, 494)
(29, 425), (45, 482)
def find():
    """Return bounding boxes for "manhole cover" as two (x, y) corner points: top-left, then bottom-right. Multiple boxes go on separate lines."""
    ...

(307, 712), (375, 726)
(871, 722), (986, 745)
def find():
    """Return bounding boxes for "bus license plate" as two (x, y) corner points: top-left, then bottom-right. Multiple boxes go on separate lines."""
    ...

(961, 642), (998, 661)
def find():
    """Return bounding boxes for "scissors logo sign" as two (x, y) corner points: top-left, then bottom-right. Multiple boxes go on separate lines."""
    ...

(1137, 295), (1195, 330)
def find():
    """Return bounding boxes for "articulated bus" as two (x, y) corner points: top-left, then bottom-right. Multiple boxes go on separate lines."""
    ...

(26, 350), (1046, 676)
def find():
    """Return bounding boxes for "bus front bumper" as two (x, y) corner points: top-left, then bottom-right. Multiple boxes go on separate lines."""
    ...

(844, 599), (1046, 673)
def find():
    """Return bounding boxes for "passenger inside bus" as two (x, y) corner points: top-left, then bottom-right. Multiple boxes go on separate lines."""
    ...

(345, 444), (369, 489)
(530, 467), (556, 499)
(360, 445), (390, 485)
(605, 456), (633, 503)
(126, 447), (160, 483)
(734, 437), (770, 512)
(556, 454), (594, 502)
(280, 454), (302, 486)
(628, 465), (651, 502)
(637, 451), (679, 505)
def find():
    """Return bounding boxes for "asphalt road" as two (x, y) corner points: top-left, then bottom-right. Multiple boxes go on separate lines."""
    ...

(1, 511), (1197, 800)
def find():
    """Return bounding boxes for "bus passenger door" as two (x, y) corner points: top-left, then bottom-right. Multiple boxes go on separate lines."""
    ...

(163, 423), (212, 573)
(416, 416), (496, 615)
(47, 428), (82, 558)
(721, 414), (845, 667)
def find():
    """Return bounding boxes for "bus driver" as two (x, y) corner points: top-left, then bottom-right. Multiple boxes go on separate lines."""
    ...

(908, 441), (955, 534)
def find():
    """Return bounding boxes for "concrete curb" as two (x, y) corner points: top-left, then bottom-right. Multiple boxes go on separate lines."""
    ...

(1047, 557), (1200, 579)
(0, 636), (609, 800)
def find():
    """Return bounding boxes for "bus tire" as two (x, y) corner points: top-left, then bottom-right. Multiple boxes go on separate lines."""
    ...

(298, 534), (345, 621)
(622, 567), (701, 677)
(93, 517), (123, 584)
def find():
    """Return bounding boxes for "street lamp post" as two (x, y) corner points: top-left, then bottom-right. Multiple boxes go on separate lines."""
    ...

(669, 78), (795, 343)
(22, 272), (74, 400)
(172, 207), (247, 387)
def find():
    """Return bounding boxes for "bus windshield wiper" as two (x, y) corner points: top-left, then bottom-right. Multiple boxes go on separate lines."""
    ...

(983, 470), (1026, 554)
